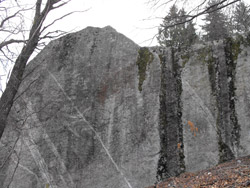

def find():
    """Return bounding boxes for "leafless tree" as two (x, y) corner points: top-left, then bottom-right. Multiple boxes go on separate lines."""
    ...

(0, 0), (84, 139)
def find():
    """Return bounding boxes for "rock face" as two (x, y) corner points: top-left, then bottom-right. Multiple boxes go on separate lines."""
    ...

(182, 38), (250, 172)
(0, 26), (161, 188)
(0, 26), (250, 188)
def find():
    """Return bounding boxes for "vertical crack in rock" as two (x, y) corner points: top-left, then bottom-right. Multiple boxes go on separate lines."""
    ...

(224, 38), (241, 158)
(136, 47), (154, 92)
(206, 39), (241, 164)
(156, 49), (185, 182)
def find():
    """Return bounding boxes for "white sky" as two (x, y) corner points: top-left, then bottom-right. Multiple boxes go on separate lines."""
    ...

(45, 0), (165, 46)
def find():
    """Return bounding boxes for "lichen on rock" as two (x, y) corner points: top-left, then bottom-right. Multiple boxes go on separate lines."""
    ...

(156, 48), (185, 182)
(136, 47), (154, 92)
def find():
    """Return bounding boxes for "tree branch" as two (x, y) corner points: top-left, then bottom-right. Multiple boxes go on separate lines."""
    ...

(0, 39), (26, 50)
(0, 7), (33, 28)
(52, 0), (70, 9)
(0, 11), (19, 28)
(0, 0), (69, 139)
(39, 30), (67, 40)
(0, 0), (84, 140)
(0, 49), (15, 63)
(162, 0), (240, 29)
(41, 10), (89, 34)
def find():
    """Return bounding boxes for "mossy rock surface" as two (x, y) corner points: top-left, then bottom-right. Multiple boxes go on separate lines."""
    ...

(136, 47), (154, 92)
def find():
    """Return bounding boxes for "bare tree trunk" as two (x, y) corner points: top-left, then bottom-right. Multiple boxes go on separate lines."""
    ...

(0, 0), (64, 138)
(0, 38), (38, 137)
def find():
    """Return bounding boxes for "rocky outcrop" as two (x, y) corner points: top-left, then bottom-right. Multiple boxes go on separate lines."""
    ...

(182, 38), (250, 173)
(0, 26), (250, 188)
(0, 26), (161, 188)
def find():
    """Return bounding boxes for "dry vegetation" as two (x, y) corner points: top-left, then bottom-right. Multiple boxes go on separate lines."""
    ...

(147, 155), (250, 188)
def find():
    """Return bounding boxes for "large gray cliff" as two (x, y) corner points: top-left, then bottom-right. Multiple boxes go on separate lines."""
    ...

(0, 26), (250, 188)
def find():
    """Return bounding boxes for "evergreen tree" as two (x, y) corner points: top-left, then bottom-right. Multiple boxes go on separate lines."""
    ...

(233, 1), (250, 34)
(179, 8), (197, 48)
(202, 0), (229, 41)
(157, 5), (197, 50)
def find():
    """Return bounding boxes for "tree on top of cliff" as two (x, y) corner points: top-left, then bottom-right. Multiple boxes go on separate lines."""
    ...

(157, 5), (197, 50)
(202, 0), (229, 41)
(150, 0), (241, 29)
(150, 0), (244, 43)
(232, 1), (250, 34)
(0, 0), (85, 139)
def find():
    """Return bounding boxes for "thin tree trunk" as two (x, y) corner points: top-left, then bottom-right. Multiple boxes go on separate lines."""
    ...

(0, 0), (53, 138)
(0, 39), (38, 137)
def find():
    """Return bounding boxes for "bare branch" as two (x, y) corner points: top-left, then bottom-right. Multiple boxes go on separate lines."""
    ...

(52, 0), (71, 9)
(0, 49), (15, 63)
(0, 39), (26, 50)
(148, 0), (162, 9)
(0, 10), (19, 28)
(186, 0), (208, 15)
(156, 0), (176, 10)
(0, 7), (34, 28)
(41, 9), (90, 34)
(0, 0), (80, 139)
(39, 30), (67, 40)
(139, 32), (158, 46)
(6, 68), (12, 84)
(0, 28), (27, 34)
(162, 0), (240, 29)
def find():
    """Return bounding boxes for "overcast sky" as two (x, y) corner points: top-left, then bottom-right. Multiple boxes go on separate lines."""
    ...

(45, 0), (168, 46)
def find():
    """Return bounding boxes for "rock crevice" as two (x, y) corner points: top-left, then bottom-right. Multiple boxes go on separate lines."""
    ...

(156, 49), (184, 181)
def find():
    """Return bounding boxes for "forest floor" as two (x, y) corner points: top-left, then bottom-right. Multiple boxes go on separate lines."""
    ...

(146, 155), (250, 188)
